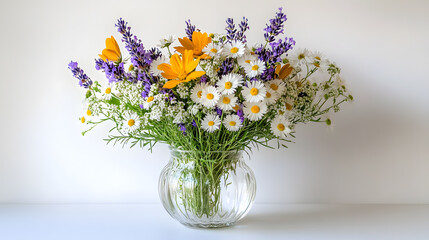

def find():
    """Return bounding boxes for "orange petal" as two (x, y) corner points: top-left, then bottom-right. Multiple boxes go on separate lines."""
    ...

(185, 71), (205, 82)
(102, 49), (120, 61)
(169, 54), (182, 74)
(182, 50), (194, 72)
(275, 64), (281, 76)
(185, 57), (199, 74)
(158, 63), (178, 79)
(162, 79), (184, 89)
(173, 46), (185, 55)
(106, 36), (121, 57)
(178, 37), (194, 50)
(279, 64), (293, 79)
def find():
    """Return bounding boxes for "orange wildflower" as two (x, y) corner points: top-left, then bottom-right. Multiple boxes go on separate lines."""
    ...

(174, 32), (211, 59)
(158, 50), (205, 89)
(99, 36), (121, 62)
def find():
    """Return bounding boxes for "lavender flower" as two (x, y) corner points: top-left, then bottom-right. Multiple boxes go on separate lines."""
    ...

(115, 18), (152, 68)
(68, 61), (92, 88)
(236, 17), (250, 43)
(215, 107), (223, 116)
(199, 75), (208, 83)
(178, 123), (187, 135)
(217, 58), (234, 77)
(185, 19), (196, 40)
(237, 107), (245, 123)
(191, 120), (197, 127)
(225, 18), (237, 42)
(264, 7), (287, 43)
(101, 61), (125, 83)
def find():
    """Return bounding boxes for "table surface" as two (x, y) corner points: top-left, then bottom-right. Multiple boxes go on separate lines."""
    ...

(1, 203), (428, 240)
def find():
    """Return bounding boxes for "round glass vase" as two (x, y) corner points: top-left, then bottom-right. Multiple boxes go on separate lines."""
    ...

(158, 148), (256, 228)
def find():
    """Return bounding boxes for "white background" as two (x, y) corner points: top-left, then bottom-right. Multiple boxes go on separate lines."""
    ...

(0, 0), (428, 204)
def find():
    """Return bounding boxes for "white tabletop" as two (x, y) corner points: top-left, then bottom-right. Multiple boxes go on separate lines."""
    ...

(1, 203), (428, 240)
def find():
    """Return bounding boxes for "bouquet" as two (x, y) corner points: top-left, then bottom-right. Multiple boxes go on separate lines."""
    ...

(68, 8), (352, 227)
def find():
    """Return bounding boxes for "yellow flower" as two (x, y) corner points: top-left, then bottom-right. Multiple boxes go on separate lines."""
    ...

(158, 50), (205, 89)
(174, 32), (211, 59)
(98, 36), (121, 62)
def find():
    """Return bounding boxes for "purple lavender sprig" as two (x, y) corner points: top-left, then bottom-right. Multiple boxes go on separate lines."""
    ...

(115, 18), (152, 68)
(185, 19), (196, 40)
(264, 7), (287, 43)
(217, 58), (234, 77)
(68, 61), (93, 88)
(178, 123), (187, 136)
(236, 17), (250, 43)
(225, 18), (237, 42)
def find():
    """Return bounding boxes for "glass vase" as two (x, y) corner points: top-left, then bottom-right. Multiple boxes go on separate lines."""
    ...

(158, 147), (257, 228)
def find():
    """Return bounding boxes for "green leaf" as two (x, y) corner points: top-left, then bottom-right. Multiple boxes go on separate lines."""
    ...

(108, 96), (120, 106)
(85, 90), (92, 98)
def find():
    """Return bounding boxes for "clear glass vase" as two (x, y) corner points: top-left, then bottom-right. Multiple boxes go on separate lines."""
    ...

(158, 147), (257, 228)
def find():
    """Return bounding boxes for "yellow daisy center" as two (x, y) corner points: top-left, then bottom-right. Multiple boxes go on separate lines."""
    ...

(147, 96), (154, 102)
(207, 93), (214, 100)
(81, 116), (85, 123)
(270, 83), (278, 91)
(233, 105), (240, 111)
(229, 121), (236, 126)
(251, 105), (260, 113)
(250, 88), (259, 96)
(315, 56), (321, 60)
(197, 91), (202, 98)
(245, 60), (251, 64)
(266, 92), (272, 98)
(298, 54), (305, 59)
(128, 119), (135, 127)
(286, 102), (293, 111)
(222, 97), (231, 104)
(314, 62), (320, 67)
(277, 123), (285, 131)
(225, 82), (232, 89)
(105, 88), (111, 94)
(208, 121), (215, 126)
(230, 47), (239, 54)
(251, 65), (259, 71)
(210, 48), (218, 53)
(86, 109), (92, 116)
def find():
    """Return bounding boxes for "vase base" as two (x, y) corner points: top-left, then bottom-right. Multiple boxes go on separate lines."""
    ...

(181, 222), (236, 229)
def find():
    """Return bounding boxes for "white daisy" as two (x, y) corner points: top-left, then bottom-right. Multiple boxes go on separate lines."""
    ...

(242, 81), (266, 103)
(223, 115), (242, 131)
(103, 84), (114, 100)
(217, 94), (237, 111)
(238, 53), (257, 68)
(79, 108), (93, 124)
(217, 73), (243, 94)
(266, 79), (286, 94)
(264, 89), (280, 105)
(203, 42), (223, 58)
(243, 101), (267, 121)
(290, 49), (310, 65)
(190, 83), (207, 104)
(223, 41), (245, 58)
(200, 85), (220, 107)
(157, 34), (176, 48)
(142, 96), (155, 109)
(149, 55), (167, 76)
(201, 114), (221, 132)
(122, 112), (141, 133)
(270, 115), (292, 139)
(244, 59), (266, 78)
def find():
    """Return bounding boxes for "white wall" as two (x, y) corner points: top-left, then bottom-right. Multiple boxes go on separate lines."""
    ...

(0, 0), (428, 204)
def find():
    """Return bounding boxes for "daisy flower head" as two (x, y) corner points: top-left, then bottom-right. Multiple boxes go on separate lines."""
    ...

(217, 94), (237, 111)
(122, 112), (141, 134)
(223, 114), (242, 132)
(203, 42), (223, 58)
(242, 80), (266, 103)
(149, 55), (167, 76)
(270, 115), (292, 139)
(201, 85), (220, 107)
(238, 53), (257, 68)
(79, 107), (93, 124)
(244, 59), (266, 78)
(191, 83), (208, 104)
(243, 101), (267, 121)
(157, 34), (176, 48)
(102, 83), (114, 100)
(217, 73), (243, 94)
(290, 49), (310, 65)
(223, 41), (245, 58)
(264, 89), (280, 105)
(266, 79), (286, 94)
(201, 113), (221, 133)
(142, 95), (156, 109)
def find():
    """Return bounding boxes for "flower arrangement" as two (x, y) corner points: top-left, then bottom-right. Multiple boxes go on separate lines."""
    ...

(68, 8), (352, 227)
